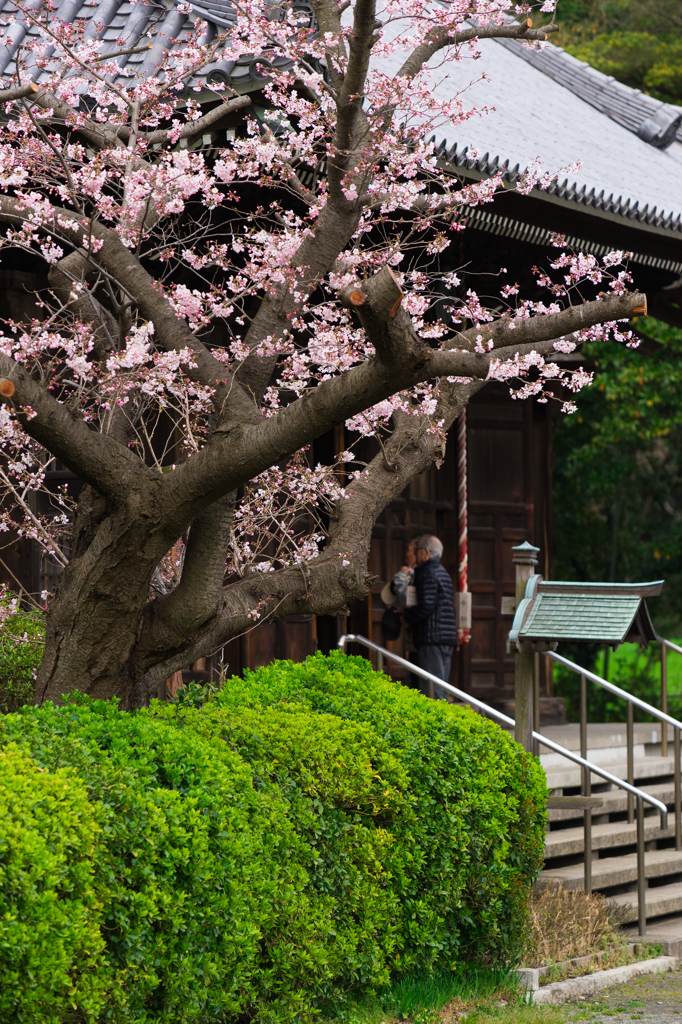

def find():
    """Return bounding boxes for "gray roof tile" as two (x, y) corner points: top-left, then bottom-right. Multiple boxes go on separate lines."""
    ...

(494, 33), (682, 145)
(521, 594), (640, 642)
(0, 0), (300, 88)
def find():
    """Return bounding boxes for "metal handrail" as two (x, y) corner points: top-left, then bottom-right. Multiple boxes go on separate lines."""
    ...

(548, 649), (682, 733)
(547, 648), (682, 853)
(338, 632), (667, 933)
(659, 636), (682, 658)
(337, 634), (667, 823)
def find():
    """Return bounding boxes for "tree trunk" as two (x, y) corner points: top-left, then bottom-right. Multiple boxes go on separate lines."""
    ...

(34, 492), (174, 706)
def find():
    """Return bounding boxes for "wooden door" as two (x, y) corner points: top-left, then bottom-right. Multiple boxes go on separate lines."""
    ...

(461, 384), (552, 704)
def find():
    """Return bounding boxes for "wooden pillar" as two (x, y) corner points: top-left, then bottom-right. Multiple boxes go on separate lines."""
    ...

(512, 541), (540, 752)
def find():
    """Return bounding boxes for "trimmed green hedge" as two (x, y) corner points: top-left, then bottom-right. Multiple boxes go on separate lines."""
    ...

(0, 744), (106, 1020)
(173, 651), (548, 970)
(0, 652), (547, 1023)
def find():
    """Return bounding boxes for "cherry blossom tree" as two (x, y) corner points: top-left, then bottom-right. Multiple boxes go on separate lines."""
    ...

(0, 0), (646, 706)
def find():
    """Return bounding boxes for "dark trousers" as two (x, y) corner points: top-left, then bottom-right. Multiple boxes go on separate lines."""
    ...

(414, 644), (454, 700)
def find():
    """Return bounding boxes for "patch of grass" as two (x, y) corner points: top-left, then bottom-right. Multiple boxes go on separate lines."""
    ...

(525, 887), (626, 967)
(385, 967), (520, 1021)
(325, 967), (524, 1024)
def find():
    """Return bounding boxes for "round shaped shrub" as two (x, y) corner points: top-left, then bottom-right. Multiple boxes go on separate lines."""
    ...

(151, 700), (414, 994)
(205, 651), (548, 970)
(0, 653), (547, 1022)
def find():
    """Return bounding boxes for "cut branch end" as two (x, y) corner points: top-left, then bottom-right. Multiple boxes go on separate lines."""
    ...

(338, 286), (368, 308)
(0, 377), (15, 397)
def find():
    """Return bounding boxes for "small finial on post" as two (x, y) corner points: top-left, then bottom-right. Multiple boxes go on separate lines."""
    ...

(512, 541), (540, 566)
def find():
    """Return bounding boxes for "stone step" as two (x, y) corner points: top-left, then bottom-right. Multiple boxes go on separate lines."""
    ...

(608, 881), (682, 922)
(547, 782), (676, 823)
(539, 848), (682, 891)
(533, 723), (673, 771)
(625, 914), (682, 956)
(545, 755), (678, 793)
(545, 815), (678, 859)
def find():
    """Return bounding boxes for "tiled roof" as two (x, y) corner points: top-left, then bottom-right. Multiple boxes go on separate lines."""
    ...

(493, 34), (682, 149)
(373, 20), (682, 234)
(521, 593), (641, 643)
(3, 1), (682, 232)
(437, 140), (682, 234)
(0, 0), (303, 90)
(509, 576), (662, 646)
(463, 207), (682, 275)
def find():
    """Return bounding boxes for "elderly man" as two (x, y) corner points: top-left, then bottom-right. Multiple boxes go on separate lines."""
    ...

(403, 535), (457, 700)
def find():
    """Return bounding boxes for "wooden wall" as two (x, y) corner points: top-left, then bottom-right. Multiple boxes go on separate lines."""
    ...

(461, 383), (554, 710)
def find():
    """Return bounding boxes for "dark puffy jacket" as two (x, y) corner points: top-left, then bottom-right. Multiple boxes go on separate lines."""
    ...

(404, 556), (457, 648)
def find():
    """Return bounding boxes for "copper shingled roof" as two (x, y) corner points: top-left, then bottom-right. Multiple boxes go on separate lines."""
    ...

(509, 577), (663, 647)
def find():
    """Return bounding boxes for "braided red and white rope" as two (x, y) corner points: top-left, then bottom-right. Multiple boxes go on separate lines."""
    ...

(457, 409), (470, 645)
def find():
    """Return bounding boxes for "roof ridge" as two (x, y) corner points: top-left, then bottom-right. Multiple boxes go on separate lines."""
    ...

(492, 23), (682, 149)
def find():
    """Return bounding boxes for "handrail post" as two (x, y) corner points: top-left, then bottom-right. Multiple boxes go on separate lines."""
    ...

(637, 796), (646, 937)
(662, 642), (668, 758)
(627, 701), (635, 825)
(671, 729), (675, 856)
(512, 542), (539, 753)
(580, 672), (592, 895)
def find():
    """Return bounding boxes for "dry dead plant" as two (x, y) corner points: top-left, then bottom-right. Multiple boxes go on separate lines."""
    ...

(523, 883), (626, 967)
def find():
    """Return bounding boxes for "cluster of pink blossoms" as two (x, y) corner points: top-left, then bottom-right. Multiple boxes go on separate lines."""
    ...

(0, 0), (641, 588)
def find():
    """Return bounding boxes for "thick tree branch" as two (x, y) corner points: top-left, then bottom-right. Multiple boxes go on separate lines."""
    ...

(0, 196), (261, 424)
(165, 286), (646, 519)
(443, 291), (647, 355)
(331, 0), (377, 173)
(396, 19), (558, 82)
(117, 94), (252, 147)
(136, 492), (236, 670)
(232, 0), (380, 402)
(0, 351), (155, 499)
(0, 83), (37, 102)
(132, 377), (486, 703)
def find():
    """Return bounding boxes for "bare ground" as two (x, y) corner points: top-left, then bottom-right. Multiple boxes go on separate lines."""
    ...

(564, 967), (682, 1024)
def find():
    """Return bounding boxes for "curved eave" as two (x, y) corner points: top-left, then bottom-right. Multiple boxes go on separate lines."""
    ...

(434, 139), (682, 238)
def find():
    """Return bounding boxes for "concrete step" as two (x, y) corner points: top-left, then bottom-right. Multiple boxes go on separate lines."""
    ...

(534, 724), (674, 771)
(539, 848), (682, 891)
(608, 881), (682, 923)
(545, 755), (678, 793)
(547, 782), (676, 823)
(626, 914), (682, 956)
(545, 815), (678, 859)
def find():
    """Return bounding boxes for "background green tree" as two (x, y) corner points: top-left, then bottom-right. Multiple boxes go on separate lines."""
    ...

(552, 318), (682, 717)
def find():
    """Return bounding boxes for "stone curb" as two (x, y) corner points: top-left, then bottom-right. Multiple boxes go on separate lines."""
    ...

(531, 956), (678, 1005)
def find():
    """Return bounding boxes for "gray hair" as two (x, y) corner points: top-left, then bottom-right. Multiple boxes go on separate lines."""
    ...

(418, 535), (443, 558)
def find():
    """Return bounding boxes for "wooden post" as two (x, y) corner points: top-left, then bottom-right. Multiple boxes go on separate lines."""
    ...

(512, 541), (540, 753)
